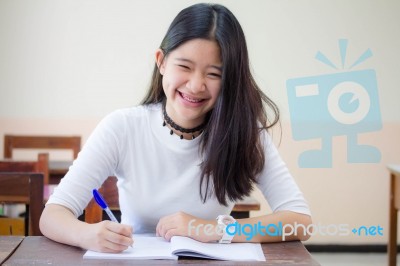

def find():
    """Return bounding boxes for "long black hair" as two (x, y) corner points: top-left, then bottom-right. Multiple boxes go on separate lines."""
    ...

(142, 3), (279, 206)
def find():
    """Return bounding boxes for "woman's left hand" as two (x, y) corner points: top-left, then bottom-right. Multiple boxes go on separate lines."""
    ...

(156, 211), (219, 242)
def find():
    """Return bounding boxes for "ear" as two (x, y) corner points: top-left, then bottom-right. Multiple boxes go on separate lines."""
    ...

(155, 49), (165, 75)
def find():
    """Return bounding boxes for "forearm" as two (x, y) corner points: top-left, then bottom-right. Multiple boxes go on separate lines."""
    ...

(232, 211), (312, 243)
(184, 211), (312, 243)
(40, 204), (88, 248)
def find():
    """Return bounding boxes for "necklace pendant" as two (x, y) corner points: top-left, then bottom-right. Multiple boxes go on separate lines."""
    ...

(162, 100), (206, 140)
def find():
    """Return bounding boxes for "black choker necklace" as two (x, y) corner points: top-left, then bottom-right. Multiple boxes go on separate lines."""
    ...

(162, 102), (206, 140)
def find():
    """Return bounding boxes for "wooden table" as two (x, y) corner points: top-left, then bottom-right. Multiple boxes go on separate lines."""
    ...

(388, 164), (400, 266)
(0, 236), (24, 264)
(2, 236), (320, 265)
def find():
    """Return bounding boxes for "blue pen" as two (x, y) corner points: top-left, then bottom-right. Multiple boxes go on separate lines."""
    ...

(92, 189), (118, 223)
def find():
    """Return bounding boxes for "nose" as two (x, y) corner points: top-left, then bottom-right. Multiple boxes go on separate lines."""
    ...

(186, 72), (206, 93)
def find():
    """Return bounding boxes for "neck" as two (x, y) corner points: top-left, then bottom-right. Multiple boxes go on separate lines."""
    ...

(162, 101), (206, 140)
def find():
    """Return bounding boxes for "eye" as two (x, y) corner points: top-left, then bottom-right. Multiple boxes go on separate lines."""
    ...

(208, 72), (221, 79)
(178, 64), (190, 70)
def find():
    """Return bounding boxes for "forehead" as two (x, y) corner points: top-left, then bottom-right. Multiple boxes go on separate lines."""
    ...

(169, 39), (222, 64)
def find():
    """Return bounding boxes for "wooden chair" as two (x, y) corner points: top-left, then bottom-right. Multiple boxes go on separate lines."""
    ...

(0, 173), (44, 236)
(4, 135), (81, 184)
(0, 153), (49, 185)
(85, 176), (119, 224)
(4, 135), (81, 159)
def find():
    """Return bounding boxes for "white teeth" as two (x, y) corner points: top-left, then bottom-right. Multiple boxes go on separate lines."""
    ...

(181, 93), (202, 103)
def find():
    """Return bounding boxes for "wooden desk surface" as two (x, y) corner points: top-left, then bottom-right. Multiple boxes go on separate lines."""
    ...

(0, 236), (24, 265)
(3, 236), (320, 265)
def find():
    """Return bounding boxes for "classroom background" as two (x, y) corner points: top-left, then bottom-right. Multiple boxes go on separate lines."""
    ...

(0, 0), (399, 246)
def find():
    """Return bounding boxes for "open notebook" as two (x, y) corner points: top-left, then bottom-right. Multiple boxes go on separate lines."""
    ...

(83, 235), (266, 261)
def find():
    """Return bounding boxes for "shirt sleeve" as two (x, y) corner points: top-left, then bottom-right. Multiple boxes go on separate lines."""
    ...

(256, 131), (311, 216)
(46, 110), (126, 217)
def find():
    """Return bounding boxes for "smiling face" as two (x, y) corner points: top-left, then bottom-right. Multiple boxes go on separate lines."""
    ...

(156, 39), (222, 129)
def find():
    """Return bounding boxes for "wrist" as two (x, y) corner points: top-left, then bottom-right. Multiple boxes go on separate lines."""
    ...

(75, 221), (91, 249)
(216, 215), (236, 244)
(205, 219), (222, 242)
(187, 218), (221, 242)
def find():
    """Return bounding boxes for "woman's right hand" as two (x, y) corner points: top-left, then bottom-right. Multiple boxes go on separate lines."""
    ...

(79, 221), (133, 253)
(40, 204), (133, 253)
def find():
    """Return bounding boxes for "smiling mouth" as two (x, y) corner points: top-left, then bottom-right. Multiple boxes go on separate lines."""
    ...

(179, 92), (205, 103)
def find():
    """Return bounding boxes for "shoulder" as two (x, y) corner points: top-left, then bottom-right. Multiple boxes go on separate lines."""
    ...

(259, 128), (275, 148)
(101, 103), (161, 127)
(87, 104), (161, 148)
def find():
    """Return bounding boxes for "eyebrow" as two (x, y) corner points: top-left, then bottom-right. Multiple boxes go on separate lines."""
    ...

(175, 58), (222, 71)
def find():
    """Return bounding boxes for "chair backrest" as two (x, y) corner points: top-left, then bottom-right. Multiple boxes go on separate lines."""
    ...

(4, 135), (81, 159)
(85, 176), (119, 224)
(0, 153), (49, 185)
(0, 173), (44, 236)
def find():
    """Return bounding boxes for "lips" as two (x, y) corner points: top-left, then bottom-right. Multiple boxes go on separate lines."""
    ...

(179, 92), (205, 103)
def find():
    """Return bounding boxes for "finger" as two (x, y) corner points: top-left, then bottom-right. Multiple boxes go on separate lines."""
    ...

(164, 228), (180, 242)
(96, 246), (123, 253)
(104, 222), (134, 247)
(104, 231), (133, 249)
(156, 221), (161, 237)
(156, 213), (179, 235)
(109, 233), (133, 248)
(102, 239), (131, 252)
(93, 231), (130, 253)
(158, 221), (177, 238)
(156, 221), (165, 238)
(156, 218), (169, 237)
(106, 222), (133, 237)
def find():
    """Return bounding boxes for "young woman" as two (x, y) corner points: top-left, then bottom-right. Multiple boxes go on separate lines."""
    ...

(40, 3), (312, 253)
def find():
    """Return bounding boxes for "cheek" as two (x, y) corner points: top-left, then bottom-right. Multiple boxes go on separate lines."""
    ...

(162, 75), (176, 96)
(161, 77), (169, 95)
(209, 82), (222, 99)
(163, 71), (187, 93)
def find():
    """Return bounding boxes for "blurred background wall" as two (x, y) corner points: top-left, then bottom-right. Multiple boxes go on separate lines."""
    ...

(1, 0), (399, 244)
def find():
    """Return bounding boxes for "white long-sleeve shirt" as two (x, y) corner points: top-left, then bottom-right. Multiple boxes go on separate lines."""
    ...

(47, 103), (310, 233)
